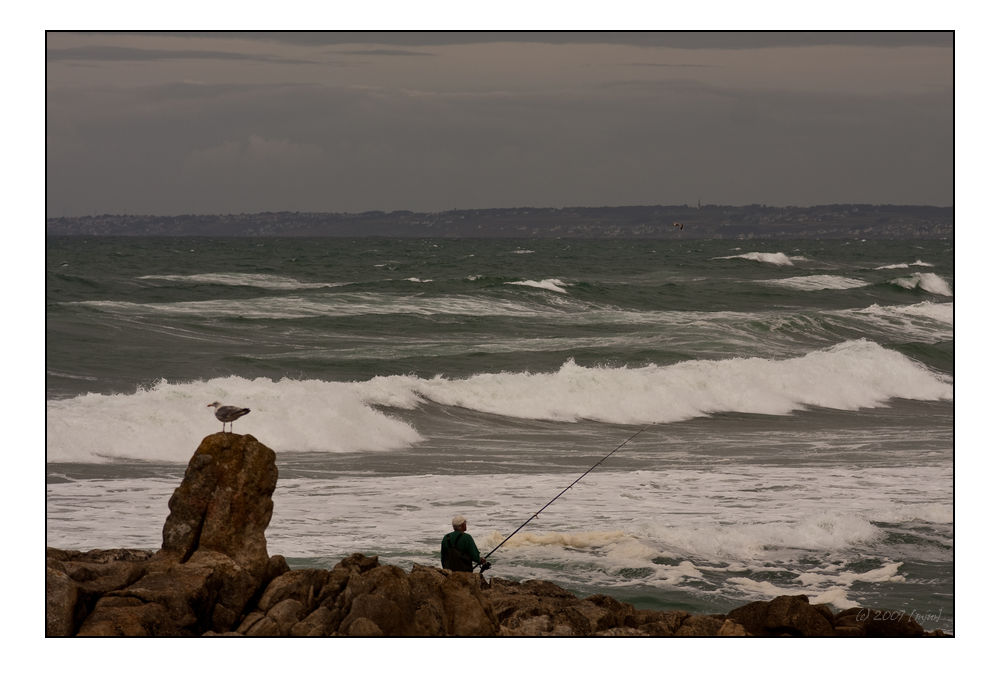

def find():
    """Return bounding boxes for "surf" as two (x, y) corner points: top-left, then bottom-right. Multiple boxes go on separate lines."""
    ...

(888, 272), (953, 296)
(504, 278), (570, 294)
(760, 275), (869, 291)
(378, 339), (953, 424)
(713, 252), (808, 266)
(45, 376), (424, 464)
(46, 339), (953, 464)
(138, 272), (341, 290)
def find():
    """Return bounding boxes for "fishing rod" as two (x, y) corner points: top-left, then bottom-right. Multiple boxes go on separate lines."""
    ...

(474, 423), (650, 572)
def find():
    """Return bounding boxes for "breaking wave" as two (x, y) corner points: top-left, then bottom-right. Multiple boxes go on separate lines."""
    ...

(504, 278), (570, 294)
(47, 340), (952, 463)
(761, 275), (869, 291)
(714, 252), (808, 266)
(138, 272), (340, 290)
(889, 272), (952, 296)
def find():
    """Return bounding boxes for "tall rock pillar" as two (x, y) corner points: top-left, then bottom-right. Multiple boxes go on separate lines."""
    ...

(161, 432), (278, 578)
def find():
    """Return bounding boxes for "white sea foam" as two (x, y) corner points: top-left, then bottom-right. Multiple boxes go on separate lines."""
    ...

(727, 577), (863, 610)
(46, 376), (423, 463)
(484, 530), (630, 550)
(808, 588), (859, 610)
(648, 510), (884, 561)
(69, 290), (953, 349)
(47, 369), (98, 382)
(138, 273), (339, 290)
(505, 278), (569, 293)
(761, 275), (869, 291)
(657, 560), (705, 584)
(830, 302), (953, 344)
(876, 260), (935, 270)
(797, 561), (905, 588)
(714, 252), (804, 266)
(468, 461), (950, 602)
(779, 561), (907, 609)
(889, 272), (953, 296)
(46, 340), (951, 464)
(728, 577), (792, 599)
(69, 293), (563, 319)
(854, 301), (953, 326)
(47, 476), (176, 549)
(622, 506), (900, 611)
(370, 339), (952, 424)
(878, 503), (954, 525)
(71, 297), (342, 319)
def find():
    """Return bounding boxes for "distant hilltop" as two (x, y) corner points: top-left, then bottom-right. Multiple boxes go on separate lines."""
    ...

(45, 203), (953, 240)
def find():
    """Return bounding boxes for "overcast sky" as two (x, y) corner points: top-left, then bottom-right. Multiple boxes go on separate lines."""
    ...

(45, 30), (953, 217)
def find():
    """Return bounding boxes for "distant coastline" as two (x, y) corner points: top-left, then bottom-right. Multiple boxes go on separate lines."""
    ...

(45, 204), (953, 240)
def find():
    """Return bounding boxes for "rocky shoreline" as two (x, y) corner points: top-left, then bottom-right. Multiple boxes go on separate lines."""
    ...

(46, 433), (951, 637)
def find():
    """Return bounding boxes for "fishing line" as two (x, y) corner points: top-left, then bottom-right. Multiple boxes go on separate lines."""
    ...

(475, 423), (651, 571)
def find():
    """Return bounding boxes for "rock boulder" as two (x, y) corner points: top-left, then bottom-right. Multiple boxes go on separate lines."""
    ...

(161, 432), (278, 578)
(726, 594), (836, 637)
(47, 433), (283, 636)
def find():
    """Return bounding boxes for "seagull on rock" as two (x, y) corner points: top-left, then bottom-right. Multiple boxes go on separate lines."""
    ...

(207, 401), (251, 433)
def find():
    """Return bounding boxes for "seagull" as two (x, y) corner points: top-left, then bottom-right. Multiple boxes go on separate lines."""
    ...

(207, 401), (251, 433)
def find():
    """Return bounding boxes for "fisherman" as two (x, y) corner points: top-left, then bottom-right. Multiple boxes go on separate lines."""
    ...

(441, 515), (490, 572)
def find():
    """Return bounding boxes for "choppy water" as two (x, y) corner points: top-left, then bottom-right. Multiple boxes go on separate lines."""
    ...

(46, 236), (954, 631)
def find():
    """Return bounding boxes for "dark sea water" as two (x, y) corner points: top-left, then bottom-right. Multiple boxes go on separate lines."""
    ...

(45, 236), (954, 632)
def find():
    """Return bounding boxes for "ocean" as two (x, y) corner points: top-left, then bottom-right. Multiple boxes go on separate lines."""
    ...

(45, 235), (954, 633)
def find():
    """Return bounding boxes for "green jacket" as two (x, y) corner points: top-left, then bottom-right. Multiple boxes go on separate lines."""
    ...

(440, 530), (481, 571)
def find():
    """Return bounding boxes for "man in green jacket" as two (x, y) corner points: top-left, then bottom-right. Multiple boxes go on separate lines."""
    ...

(441, 515), (485, 572)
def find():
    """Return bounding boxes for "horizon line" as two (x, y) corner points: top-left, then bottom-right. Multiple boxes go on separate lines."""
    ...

(46, 201), (955, 220)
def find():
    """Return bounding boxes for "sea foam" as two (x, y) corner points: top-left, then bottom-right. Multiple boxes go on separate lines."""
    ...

(505, 278), (569, 294)
(46, 340), (952, 464)
(875, 260), (935, 270)
(889, 272), (953, 296)
(714, 252), (804, 266)
(367, 339), (952, 424)
(761, 275), (869, 291)
(46, 376), (423, 464)
(857, 301), (953, 325)
(70, 293), (561, 320)
(138, 273), (339, 290)
(648, 510), (884, 561)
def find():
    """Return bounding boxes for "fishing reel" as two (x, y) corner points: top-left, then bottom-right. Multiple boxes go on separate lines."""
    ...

(479, 560), (492, 573)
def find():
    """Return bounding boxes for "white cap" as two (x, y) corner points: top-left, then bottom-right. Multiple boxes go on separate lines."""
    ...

(452, 515), (467, 528)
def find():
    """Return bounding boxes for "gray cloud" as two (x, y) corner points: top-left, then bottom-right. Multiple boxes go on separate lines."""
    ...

(330, 48), (436, 57)
(47, 74), (951, 215)
(46, 44), (320, 64)
(623, 63), (715, 68)
(45, 32), (953, 215)
(101, 30), (952, 49)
